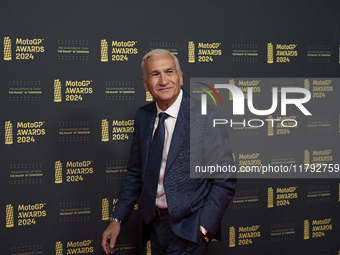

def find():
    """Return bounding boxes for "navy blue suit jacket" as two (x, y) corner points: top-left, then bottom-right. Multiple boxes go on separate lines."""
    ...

(113, 89), (236, 244)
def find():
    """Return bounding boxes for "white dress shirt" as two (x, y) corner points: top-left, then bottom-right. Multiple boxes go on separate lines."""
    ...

(153, 89), (183, 209)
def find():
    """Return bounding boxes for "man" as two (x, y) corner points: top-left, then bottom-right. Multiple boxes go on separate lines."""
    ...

(102, 49), (236, 254)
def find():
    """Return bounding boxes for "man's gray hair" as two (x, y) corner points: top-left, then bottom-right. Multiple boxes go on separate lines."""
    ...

(141, 49), (181, 80)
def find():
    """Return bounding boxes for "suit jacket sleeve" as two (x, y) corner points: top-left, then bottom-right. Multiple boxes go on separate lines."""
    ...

(112, 108), (144, 223)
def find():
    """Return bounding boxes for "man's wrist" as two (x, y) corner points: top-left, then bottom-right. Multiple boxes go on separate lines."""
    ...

(109, 215), (121, 224)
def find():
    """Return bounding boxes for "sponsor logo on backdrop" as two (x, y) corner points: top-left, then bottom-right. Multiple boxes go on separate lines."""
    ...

(237, 153), (262, 173)
(267, 186), (298, 207)
(3, 37), (45, 61)
(102, 198), (109, 220)
(229, 224), (261, 247)
(101, 119), (134, 142)
(54, 79), (93, 103)
(5, 121), (13, 144)
(270, 152), (296, 169)
(149, 42), (177, 55)
(55, 240), (94, 255)
(267, 43), (274, 64)
(267, 43), (298, 63)
(58, 121), (90, 142)
(6, 204), (14, 227)
(101, 39), (138, 62)
(146, 240), (151, 255)
(187, 41), (222, 63)
(5, 121), (46, 145)
(101, 39), (108, 62)
(9, 80), (42, 102)
(188, 41), (195, 63)
(55, 161), (62, 184)
(11, 244), (43, 254)
(58, 39), (89, 61)
(59, 201), (90, 222)
(267, 188), (274, 208)
(307, 184), (331, 203)
(304, 220), (310, 239)
(56, 241), (63, 255)
(55, 160), (94, 184)
(105, 80), (135, 101)
(229, 227), (236, 247)
(6, 203), (47, 228)
(232, 44), (258, 63)
(3, 37), (12, 60)
(304, 149), (335, 171)
(232, 189), (259, 209)
(10, 163), (43, 185)
(304, 218), (333, 239)
(54, 79), (62, 102)
(308, 79), (333, 99)
(307, 45), (331, 63)
(270, 223), (295, 242)
(101, 120), (109, 142)
(146, 91), (153, 102)
(105, 159), (129, 180)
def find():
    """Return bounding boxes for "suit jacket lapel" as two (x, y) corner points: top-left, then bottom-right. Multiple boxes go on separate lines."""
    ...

(165, 90), (190, 173)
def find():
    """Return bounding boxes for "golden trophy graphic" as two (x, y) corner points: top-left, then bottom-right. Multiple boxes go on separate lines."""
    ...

(5, 121), (13, 145)
(55, 241), (63, 255)
(146, 91), (153, 102)
(4, 37), (12, 61)
(304, 79), (310, 91)
(267, 115), (274, 136)
(267, 43), (273, 64)
(6, 204), (14, 228)
(54, 79), (62, 102)
(55, 161), (62, 184)
(304, 79), (310, 98)
(304, 150), (310, 170)
(101, 119), (109, 142)
(267, 187), (274, 208)
(229, 226), (236, 247)
(101, 39), (108, 62)
(102, 198), (109, 220)
(146, 240), (151, 255)
(188, 41), (195, 63)
(303, 220), (309, 240)
(228, 79), (235, 100)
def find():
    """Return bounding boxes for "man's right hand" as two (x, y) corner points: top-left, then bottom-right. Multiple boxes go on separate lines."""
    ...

(102, 222), (121, 254)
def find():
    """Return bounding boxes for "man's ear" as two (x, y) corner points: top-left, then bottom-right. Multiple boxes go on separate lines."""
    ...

(142, 77), (149, 92)
(180, 71), (183, 86)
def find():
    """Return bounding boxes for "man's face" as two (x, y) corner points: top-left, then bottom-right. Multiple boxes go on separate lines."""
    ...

(142, 54), (183, 110)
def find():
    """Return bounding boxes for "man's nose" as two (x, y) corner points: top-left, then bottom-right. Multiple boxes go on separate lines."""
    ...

(159, 73), (168, 85)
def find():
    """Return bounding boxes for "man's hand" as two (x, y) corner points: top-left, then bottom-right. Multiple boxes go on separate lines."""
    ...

(102, 222), (121, 254)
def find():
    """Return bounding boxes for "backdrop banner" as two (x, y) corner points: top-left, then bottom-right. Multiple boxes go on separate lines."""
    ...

(1, 1), (340, 254)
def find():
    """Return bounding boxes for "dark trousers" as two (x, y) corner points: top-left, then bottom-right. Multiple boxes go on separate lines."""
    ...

(150, 215), (209, 255)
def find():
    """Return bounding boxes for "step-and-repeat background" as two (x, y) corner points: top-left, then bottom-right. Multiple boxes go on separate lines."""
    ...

(1, 1), (340, 254)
